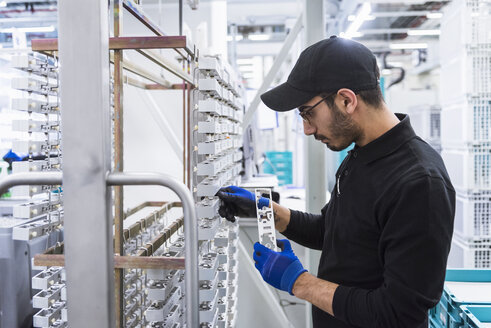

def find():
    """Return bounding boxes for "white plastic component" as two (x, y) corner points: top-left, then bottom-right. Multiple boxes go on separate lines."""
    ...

(12, 140), (45, 154)
(12, 215), (61, 240)
(213, 228), (229, 247)
(199, 253), (218, 280)
(147, 271), (180, 301)
(32, 286), (62, 308)
(12, 160), (46, 173)
(200, 272), (219, 301)
(145, 286), (181, 322)
(11, 96), (59, 114)
(11, 184), (51, 198)
(198, 120), (222, 134)
(33, 306), (62, 328)
(12, 75), (57, 95)
(199, 291), (218, 322)
(196, 198), (219, 218)
(198, 217), (220, 241)
(11, 55), (56, 77)
(12, 119), (57, 133)
(199, 78), (222, 98)
(198, 141), (223, 155)
(255, 188), (278, 251)
(198, 99), (222, 115)
(13, 200), (60, 219)
(32, 267), (63, 290)
(197, 178), (221, 197)
(199, 57), (222, 77)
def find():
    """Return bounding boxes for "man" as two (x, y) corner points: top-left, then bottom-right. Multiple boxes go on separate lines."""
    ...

(217, 36), (455, 327)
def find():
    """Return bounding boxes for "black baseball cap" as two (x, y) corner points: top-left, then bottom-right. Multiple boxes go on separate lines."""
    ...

(260, 35), (379, 112)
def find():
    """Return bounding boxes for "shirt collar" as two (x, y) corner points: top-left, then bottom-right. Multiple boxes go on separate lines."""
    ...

(354, 113), (417, 165)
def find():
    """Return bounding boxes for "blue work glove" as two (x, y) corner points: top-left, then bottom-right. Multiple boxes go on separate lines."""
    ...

(216, 186), (270, 222)
(253, 239), (307, 295)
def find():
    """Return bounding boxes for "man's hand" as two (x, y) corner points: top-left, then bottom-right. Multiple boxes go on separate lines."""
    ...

(253, 239), (307, 295)
(216, 186), (270, 222)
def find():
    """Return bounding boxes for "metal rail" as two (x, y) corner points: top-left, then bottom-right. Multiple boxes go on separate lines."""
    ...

(0, 171), (199, 327)
(106, 172), (199, 327)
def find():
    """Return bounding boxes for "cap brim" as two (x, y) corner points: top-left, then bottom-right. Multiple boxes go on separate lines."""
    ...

(260, 82), (317, 112)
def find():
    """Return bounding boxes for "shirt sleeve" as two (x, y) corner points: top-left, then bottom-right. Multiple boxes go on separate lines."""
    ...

(332, 175), (455, 328)
(281, 203), (329, 251)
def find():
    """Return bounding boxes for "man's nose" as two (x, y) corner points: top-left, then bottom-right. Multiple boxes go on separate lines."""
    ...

(303, 120), (316, 136)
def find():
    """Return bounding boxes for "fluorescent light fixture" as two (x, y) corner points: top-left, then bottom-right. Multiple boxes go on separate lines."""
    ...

(248, 34), (271, 41)
(226, 35), (243, 42)
(0, 1), (6, 7)
(407, 29), (440, 36)
(0, 26), (55, 33)
(426, 12), (443, 19)
(389, 43), (428, 50)
(344, 2), (371, 39)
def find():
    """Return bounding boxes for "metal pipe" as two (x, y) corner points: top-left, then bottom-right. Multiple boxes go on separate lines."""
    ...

(106, 172), (199, 328)
(0, 172), (62, 195)
(242, 13), (304, 129)
(136, 48), (194, 85)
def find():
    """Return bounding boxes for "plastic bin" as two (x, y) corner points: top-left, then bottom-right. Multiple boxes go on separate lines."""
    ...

(441, 97), (491, 145)
(431, 269), (491, 327)
(441, 145), (491, 191)
(448, 237), (491, 268)
(441, 0), (491, 63)
(461, 305), (491, 327)
(440, 49), (491, 104)
(454, 190), (491, 240)
(263, 151), (293, 186)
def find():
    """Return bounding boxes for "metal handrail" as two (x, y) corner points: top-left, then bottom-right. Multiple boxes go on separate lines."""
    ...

(0, 171), (199, 328)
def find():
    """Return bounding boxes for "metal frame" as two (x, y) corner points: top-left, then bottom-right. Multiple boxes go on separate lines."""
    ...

(241, 13), (303, 129)
(0, 171), (199, 327)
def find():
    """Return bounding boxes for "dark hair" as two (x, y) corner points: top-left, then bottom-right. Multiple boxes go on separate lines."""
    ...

(321, 66), (385, 109)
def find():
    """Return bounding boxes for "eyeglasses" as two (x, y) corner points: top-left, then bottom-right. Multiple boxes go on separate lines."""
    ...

(298, 94), (332, 124)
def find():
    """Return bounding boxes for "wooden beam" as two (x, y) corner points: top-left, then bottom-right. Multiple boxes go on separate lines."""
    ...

(34, 254), (185, 270)
(32, 36), (189, 52)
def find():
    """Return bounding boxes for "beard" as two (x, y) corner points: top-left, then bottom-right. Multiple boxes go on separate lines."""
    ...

(315, 102), (363, 151)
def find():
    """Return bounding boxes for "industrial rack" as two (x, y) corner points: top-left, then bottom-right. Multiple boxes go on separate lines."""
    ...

(441, 0), (491, 269)
(0, 0), (244, 327)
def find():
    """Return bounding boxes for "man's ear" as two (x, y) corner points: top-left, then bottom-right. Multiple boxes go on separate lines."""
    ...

(337, 88), (357, 114)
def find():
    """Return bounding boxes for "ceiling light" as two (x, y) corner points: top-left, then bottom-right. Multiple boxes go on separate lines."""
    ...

(407, 29), (440, 36)
(0, 26), (55, 33)
(426, 12), (443, 19)
(248, 34), (271, 41)
(389, 43), (428, 50)
(0, 1), (6, 7)
(344, 2), (371, 39)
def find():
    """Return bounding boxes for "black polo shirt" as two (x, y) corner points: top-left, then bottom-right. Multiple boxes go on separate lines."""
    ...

(283, 114), (455, 328)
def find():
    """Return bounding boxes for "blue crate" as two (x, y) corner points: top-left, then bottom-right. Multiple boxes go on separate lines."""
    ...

(461, 305), (491, 327)
(264, 151), (292, 161)
(432, 269), (491, 327)
(429, 313), (445, 328)
(263, 151), (293, 186)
